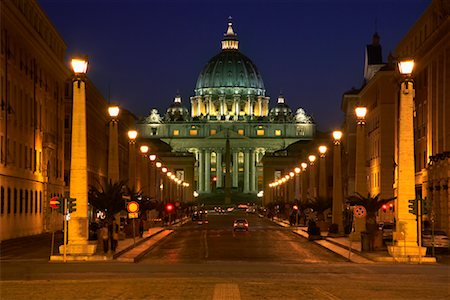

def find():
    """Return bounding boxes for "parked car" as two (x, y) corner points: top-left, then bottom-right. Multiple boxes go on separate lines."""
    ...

(233, 219), (249, 231)
(422, 230), (449, 248)
(379, 223), (394, 241)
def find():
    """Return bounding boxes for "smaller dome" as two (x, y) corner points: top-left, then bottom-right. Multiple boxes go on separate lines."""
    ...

(165, 95), (189, 121)
(269, 94), (293, 121)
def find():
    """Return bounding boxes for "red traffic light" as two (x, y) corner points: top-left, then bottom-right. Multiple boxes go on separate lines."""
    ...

(382, 204), (387, 212)
(166, 203), (174, 212)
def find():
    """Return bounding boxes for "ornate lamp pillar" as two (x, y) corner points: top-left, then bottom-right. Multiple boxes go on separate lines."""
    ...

(308, 155), (317, 199)
(300, 162), (308, 203)
(108, 106), (120, 183)
(353, 106), (368, 241)
(139, 145), (150, 196)
(149, 154), (157, 199)
(332, 131), (344, 234)
(318, 145), (328, 199)
(66, 56), (96, 255)
(388, 59), (426, 258)
(294, 167), (301, 200)
(127, 130), (138, 190)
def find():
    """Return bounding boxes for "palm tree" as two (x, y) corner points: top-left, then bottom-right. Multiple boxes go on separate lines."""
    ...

(306, 197), (332, 221)
(346, 193), (396, 233)
(88, 179), (127, 223)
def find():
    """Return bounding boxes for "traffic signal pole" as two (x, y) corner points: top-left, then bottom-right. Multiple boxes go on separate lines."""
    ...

(63, 197), (67, 262)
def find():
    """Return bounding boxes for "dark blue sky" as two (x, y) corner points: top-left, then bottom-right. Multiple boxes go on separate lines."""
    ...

(39, 0), (429, 131)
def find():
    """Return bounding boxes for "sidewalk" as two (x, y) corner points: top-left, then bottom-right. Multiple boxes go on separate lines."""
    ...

(50, 217), (189, 262)
(271, 217), (438, 264)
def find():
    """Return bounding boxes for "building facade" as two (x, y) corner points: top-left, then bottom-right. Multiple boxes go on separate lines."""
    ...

(395, 0), (450, 235)
(0, 0), (67, 240)
(137, 19), (315, 201)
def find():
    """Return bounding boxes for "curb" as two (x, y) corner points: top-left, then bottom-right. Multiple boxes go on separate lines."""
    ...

(113, 228), (165, 259)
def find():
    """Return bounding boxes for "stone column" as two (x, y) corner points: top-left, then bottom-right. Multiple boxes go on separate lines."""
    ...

(250, 150), (256, 192)
(67, 78), (96, 255)
(388, 80), (425, 258)
(205, 149), (211, 193)
(332, 141), (344, 233)
(244, 149), (250, 193)
(198, 149), (204, 192)
(216, 151), (223, 188)
(233, 151), (239, 188)
(108, 120), (120, 183)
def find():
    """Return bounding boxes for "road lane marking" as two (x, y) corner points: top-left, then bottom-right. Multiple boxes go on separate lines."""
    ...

(313, 287), (341, 300)
(212, 283), (241, 300)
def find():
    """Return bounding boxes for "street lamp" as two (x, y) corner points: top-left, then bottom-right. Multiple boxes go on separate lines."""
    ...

(308, 155), (317, 199)
(353, 105), (368, 241)
(318, 146), (328, 199)
(66, 55), (96, 256)
(108, 105), (120, 184)
(300, 162), (308, 203)
(128, 130), (138, 190)
(332, 130), (344, 234)
(388, 59), (425, 259)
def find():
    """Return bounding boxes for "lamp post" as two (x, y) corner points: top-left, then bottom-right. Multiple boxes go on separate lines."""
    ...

(388, 59), (426, 259)
(352, 106), (368, 241)
(294, 167), (301, 201)
(127, 130), (138, 190)
(149, 154), (157, 200)
(318, 145), (328, 199)
(108, 106), (120, 183)
(308, 155), (317, 199)
(300, 162), (308, 204)
(66, 56), (96, 255)
(332, 131), (344, 234)
(139, 145), (150, 197)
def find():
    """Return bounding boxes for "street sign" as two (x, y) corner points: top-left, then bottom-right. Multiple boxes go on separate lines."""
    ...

(354, 205), (366, 218)
(49, 197), (60, 209)
(128, 212), (139, 219)
(127, 201), (139, 213)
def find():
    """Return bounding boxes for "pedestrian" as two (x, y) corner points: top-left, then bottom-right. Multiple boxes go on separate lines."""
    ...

(101, 223), (109, 253)
(110, 221), (119, 252)
(139, 219), (144, 238)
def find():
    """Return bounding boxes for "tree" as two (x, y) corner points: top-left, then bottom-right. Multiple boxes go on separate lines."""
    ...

(88, 180), (127, 223)
(346, 193), (396, 233)
(306, 197), (332, 221)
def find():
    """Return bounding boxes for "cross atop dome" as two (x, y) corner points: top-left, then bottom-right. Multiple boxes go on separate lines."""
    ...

(222, 16), (239, 50)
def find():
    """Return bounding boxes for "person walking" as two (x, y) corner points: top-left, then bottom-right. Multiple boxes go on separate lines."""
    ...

(101, 224), (109, 253)
(110, 221), (119, 252)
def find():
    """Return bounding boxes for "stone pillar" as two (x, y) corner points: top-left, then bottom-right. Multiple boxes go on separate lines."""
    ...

(353, 115), (367, 241)
(219, 97), (224, 116)
(309, 163), (317, 199)
(191, 98), (197, 118)
(108, 120), (120, 183)
(128, 141), (136, 190)
(205, 149), (211, 193)
(66, 78), (96, 255)
(388, 80), (426, 258)
(319, 154), (327, 199)
(216, 151), (223, 188)
(333, 141), (344, 233)
(251, 150), (256, 192)
(232, 151), (239, 188)
(244, 149), (250, 193)
(199, 149), (204, 192)
(198, 98), (202, 116)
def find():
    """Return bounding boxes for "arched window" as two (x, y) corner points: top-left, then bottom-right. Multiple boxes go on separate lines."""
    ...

(14, 188), (17, 214)
(30, 190), (33, 214)
(35, 191), (38, 213)
(20, 189), (23, 213)
(7, 188), (11, 214)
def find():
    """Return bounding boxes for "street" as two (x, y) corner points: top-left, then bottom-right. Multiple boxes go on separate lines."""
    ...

(1, 209), (449, 299)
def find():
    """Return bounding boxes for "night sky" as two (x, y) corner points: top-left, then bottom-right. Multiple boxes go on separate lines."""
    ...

(39, 0), (429, 131)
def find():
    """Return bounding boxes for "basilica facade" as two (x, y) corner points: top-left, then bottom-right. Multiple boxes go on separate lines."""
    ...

(137, 19), (316, 198)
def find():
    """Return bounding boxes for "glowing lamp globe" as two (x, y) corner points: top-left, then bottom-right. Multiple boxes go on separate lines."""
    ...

(332, 130), (342, 141)
(398, 60), (414, 75)
(71, 57), (88, 74)
(139, 145), (149, 154)
(128, 130), (138, 140)
(108, 106), (120, 118)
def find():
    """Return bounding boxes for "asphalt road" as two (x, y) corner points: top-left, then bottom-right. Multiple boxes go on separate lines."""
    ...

(143, 209), (345, 264)
(1, 209), (449, 299)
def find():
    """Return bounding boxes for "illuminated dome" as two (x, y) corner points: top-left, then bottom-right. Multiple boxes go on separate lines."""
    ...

(165, 95), (189, 121)
(269, 95), (293, 121)
(194, 18), (265, 97)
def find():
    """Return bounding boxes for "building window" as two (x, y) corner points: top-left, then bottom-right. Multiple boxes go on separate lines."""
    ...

(30, 190), (33, 214)
(173, 129), (180, 136)
(189, 130), (198, 136)
(7, 188), (11, 214)
(25, 190), (28, 213)
(1, 186), (4, 214)
(257, 129), (265, 136)
(14, 188), (17, 214)
(275, 130), (282, 136)
(19, 189), (23, 213)
(35, 190), (38, 213)
(39, 191), (42, 213)
(238, 129), (244, 135)
(210, 129), (217, 135)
